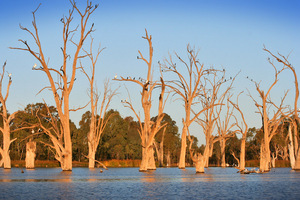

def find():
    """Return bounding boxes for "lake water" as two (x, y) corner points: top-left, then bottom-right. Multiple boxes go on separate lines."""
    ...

(1, 167), (300, 199)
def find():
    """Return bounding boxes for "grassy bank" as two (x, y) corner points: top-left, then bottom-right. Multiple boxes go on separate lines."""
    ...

(11, 159), (142, 168)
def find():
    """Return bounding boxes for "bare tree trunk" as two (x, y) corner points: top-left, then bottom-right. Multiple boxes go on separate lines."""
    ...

(2, 128), (12, 169)
(139, 147), (149, 172)
(260, 141), (271, 172)
(239, 138), (246, 171)
(195, 157), (205, 173)
(147, 147), (156, 170)
(205, 140), (213, 168)
(294, 150), (300, 170)
(178, 125), (187, 169)
(88, 142), (96, 169)
(271, 153), (276, 168)
(288, 125), (296, 169)
(166, 150), (171, 167)
(25, 141), (36, 169)
(220, 138), (226, 168)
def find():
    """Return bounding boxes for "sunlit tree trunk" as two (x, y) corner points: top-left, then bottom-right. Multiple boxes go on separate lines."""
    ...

(147, 147), (156, 170)
(2, 128), (11, 169)
(178, 124), (187, 169)
(220, 138), (226, 168)
(25, 141), (36, 169)
(239, 138), (246, 171)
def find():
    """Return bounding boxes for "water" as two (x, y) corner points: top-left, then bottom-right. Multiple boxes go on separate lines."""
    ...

(1, 167), (300, 199)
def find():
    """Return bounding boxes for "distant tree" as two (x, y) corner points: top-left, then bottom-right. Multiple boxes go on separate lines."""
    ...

(11, 1), (99, 171)
(99, 110), (129, 160)
(153, 113), (180, 166)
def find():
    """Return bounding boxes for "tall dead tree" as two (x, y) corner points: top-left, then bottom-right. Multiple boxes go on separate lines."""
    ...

(0, 61), (17, 168)
(263, 47), (300, 170)
(195, 69), (235, 170)
(160, 45), (206, 169)
(249, 56), (288, 172)
(229, 92), (248, 171)
(81, 40), (118, 168)
(11, 1), (98, 170)
(114, 30), (167, 171)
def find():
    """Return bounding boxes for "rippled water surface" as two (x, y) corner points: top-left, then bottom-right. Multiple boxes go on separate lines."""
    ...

(1, 167), (300, 199)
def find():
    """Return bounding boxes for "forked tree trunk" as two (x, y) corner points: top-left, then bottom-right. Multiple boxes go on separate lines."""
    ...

(25, 141), (36, 169)
(239, 138), (246, 171)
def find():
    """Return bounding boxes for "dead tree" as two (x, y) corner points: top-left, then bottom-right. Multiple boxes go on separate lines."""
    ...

(114, 30), (167, 172)
(10, 1), (98, 170)
(249, 56), (288, 172)
(187, 131), (206, 173)
(0, 61), (17, 168)
(264, 47), (300, 170)
(215, 95), (237, 168)
(195, 69), (235, 169)
(229, 92), (248, 171)
(160, 45), (206, 169)
(80, 39), (118, 169)
(25, 140), (36, 169)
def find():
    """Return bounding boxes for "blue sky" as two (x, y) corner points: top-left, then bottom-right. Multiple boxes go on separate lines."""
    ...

(0, 0), (299, 144)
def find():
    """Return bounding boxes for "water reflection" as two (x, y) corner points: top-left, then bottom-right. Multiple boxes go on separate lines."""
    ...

(1, 167), (300, 199)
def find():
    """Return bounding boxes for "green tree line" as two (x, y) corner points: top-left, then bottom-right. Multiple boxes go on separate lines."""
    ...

(1, 102), (290, 167)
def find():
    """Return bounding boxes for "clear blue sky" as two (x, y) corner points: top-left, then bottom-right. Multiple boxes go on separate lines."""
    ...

(0, 0), (299, 144)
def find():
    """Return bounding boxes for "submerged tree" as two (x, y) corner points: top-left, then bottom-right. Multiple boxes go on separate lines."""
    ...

(11, 1), (99, 170)
(192, 69), (234, 173)
(249, 53), (288, 172)
(0, 61), (18, 168)
(115, 30), (167, 171)
(229, 92), (248, 171)
(264, 47), (300, 170)
(160, 45), (206, 169)
(80, 39), (118, 169)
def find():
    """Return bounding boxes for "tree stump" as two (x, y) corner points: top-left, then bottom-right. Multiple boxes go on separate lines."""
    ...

(25, 141), (36, 169)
